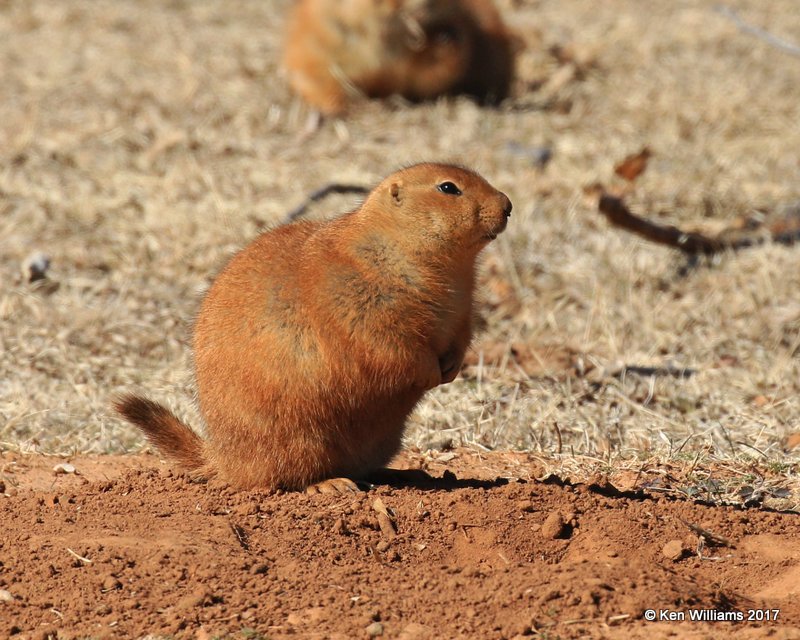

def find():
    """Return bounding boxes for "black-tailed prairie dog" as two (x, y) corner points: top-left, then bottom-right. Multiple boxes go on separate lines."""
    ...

(116, 163), (512, 492)
(284, 0), (519, 115)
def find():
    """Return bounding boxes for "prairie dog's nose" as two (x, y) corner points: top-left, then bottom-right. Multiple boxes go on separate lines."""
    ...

(500, 193), (512, 217)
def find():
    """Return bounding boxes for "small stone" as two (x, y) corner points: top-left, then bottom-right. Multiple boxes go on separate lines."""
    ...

(540, 512), (567, 540)
(516, 499), (535, 513)
(376, 512), (397, 539)
(332, 517), (347, 535)
(102, 576), (122, 591)
(287, 612), (303, 625)
(461, 566), (480, 578)
(662, 540), (685, 561)
(366, 621), (384, 637)
(22, 252), (51, 282)
(0, 589), (13, 602)
(175, 590), (210, 611)
(53, 463), (76, 475)
(397, 623), (433, 640)
(505, 142), (553, 168)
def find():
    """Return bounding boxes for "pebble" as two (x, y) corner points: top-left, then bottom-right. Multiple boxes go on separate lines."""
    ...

(377, 512), (397, 539)
(53, 463), (76, 475)
(515, 499), (535, 513)
(366, 622), (384, 637)
(540, 512), (567, 540)
(505, 142), (553, 168)
(102, 576), (122, 591)
(21, 252), (51, 282)
(0, 589), (13, 602)
(397, 623), (433, 640)
(175, 590), (210, 611)
(332, 517), (347, 535)
(662, 540), (685, 561)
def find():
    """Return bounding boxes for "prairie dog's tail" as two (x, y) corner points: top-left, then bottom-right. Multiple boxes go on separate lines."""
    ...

(114, 394), (206, 471)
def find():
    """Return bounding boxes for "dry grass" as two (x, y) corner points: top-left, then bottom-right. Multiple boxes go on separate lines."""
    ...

(1, 0), (799, 498)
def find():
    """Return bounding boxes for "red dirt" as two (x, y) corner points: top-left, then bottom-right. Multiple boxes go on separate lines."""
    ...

(1, 449), (799, 640)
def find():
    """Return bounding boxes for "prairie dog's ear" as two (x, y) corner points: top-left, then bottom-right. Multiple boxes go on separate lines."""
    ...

(390, 182), (402, 206)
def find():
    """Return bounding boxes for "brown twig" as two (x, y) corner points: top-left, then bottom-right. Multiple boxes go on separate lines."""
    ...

(598, 193), (800, 255)
(229, 522), (250, 552)
(552, 421), (563, 455)
(678, 518), (734, 548)
(598, 194), (723, 254)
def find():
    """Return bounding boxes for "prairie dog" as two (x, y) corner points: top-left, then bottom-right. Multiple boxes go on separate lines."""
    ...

(116, 163), (512, 492)
(284, 0), (519, 115)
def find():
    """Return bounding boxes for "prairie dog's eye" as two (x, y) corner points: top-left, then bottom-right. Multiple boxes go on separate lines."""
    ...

(437, 181), (462, 196)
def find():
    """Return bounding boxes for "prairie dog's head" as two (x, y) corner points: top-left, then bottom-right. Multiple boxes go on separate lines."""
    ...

(366, 163), (512, 254)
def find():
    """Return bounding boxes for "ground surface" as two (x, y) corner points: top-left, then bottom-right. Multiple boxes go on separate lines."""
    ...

(2, 0), (800, 638)
(2, 450), (799, 640)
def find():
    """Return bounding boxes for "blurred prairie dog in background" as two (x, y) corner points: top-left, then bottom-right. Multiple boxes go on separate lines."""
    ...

(284, 0), (520, 115)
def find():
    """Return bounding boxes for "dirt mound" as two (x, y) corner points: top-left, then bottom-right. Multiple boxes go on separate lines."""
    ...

(1, 450), (798, 639)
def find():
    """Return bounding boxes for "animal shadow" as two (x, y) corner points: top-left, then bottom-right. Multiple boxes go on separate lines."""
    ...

(360, 467), (508, 491)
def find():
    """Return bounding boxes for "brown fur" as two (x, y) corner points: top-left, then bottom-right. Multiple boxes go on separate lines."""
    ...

(283, 0), (519, 115)
(116, 163), (512, 491)
(113, 395), (207, 472)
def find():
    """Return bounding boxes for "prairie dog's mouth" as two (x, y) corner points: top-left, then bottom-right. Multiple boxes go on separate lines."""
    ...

(477, 195), (511, 243)
(482, 216), (508, 241)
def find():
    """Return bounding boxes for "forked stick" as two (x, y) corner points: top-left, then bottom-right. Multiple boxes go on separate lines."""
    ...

(598, 193), (800, 255)
(598, 194), (723, 254)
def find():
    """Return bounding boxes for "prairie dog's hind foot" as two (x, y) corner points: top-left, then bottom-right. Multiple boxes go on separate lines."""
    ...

(305, 477), (361, 494)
